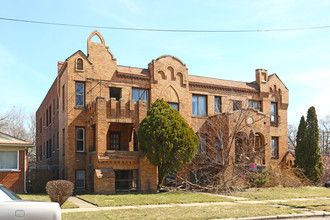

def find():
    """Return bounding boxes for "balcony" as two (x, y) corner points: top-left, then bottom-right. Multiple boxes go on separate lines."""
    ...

(87, 97), (147, 124)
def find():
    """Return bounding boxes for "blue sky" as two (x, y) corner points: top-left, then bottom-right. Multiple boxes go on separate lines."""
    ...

(0, 0), (330, 125)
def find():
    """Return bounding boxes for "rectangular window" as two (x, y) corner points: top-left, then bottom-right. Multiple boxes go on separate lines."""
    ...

(62, 129), (65, 156)
(197, 134), (207, 154)
(53, 135), (55, 152)
(132, 88), (149, 104)
(76, 127), (85, 152)
(75, 170), (86, 189)
(75, 82), (85, 107)
(215, 96), (221, 113)
(39, 118), (42, 133)
(46, 141), (49, 158)
(46, 109), (48, 126)
(233, 100), (242, 111)
(271, 102), (278, 124)
(271, 137), (279, 158)
(168, 102), (179, 111)
(0, 151), (18, 170)
(39, 145), (42, 161)
(57, 132), (59, 149)
(53, 99), (55, 115)
(62, 85), (65, 111)
(49, 139), (52, 158)
(248, 100), (261, 111)
(109, 132), (121, 151)
(43, 143), (45, 158)
(90, 125), (96, 152)
(57, 96), (59, 110)
(49, 105), (51, 124)
(109, 87), (122, 101)
(192, 95), (207, 116)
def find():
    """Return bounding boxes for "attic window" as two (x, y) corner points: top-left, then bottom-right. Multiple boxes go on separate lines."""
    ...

(77, 59), (83, 70)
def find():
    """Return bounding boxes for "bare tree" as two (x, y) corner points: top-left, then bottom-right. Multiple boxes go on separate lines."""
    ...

(0, 107), (28, 140)
(288, 124), (297, 153)
(0, 107), (36, 165)
(178, 101), (268, 193)
(319, 115), (330, 155)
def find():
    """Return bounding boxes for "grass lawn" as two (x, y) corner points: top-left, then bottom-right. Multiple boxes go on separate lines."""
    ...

(232, 187), (330, 200)
(18, 194), (79, 209)
(77, 191), (233, 207)
(62, 203), (296, 220)
(278, 199), (330, 212)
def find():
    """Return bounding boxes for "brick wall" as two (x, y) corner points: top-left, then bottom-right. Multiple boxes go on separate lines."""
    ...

(0, 150), (27, 192)
(36, 30), (289, 193)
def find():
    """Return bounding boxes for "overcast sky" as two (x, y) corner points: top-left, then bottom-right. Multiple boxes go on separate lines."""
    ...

(0, 0), (329, 125)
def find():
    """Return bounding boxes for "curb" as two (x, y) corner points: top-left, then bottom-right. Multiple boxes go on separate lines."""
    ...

(220, 211), (330, 220)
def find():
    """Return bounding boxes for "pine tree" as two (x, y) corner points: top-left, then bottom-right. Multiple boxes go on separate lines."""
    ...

(295, 107), (323, 183)
(138, 99), (198, 187)
(305, 106), (323, 183)
(295, 116), (307, 170)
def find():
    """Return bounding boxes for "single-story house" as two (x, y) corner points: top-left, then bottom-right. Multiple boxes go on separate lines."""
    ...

(0, 132), (34, 192)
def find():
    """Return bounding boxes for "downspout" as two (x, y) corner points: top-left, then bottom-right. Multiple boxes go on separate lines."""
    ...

(24, 149), (27, 193)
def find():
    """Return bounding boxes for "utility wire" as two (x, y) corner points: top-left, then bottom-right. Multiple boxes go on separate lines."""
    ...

(1, 17), (330, 33)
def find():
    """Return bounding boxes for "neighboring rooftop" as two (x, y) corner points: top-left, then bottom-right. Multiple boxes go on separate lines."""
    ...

(0, 132), (33, 146)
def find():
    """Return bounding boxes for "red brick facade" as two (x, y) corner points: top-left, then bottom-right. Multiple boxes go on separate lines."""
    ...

(36, 30), (289, 193)
(0, 133), (33, 193)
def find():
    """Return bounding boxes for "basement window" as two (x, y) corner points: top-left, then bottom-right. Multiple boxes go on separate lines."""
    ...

(75, 170), (86, 189)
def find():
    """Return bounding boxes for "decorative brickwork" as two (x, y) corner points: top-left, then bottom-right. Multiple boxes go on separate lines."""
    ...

(36, 31), (289, 193)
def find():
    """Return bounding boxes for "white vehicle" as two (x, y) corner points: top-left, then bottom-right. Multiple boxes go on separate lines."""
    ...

(0, 184), (61, 220)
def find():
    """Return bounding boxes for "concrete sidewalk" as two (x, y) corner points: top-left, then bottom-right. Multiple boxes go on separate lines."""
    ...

(63, 195), (330, 219)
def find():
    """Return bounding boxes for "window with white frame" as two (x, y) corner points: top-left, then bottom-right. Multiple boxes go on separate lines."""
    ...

(271, 137), (279, 158)
(0, 151), (18, 170)
(192, 95), (207, 116)
(271, 102), (278, 124)
(76, 127), (85, 152)
(75, 170), (85, 188)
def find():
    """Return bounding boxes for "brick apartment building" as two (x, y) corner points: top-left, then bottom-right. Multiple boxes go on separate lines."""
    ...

(36, 30), (290, 193)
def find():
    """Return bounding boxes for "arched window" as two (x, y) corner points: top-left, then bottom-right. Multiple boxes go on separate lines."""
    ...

(235, 132), (248, 163)
(77, 58), (83, 70)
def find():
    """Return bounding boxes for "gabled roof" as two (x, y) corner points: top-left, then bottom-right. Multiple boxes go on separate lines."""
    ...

(269, 73), (288, 90)
(0, 132), (34, 147)
(65, 50), (92, 65)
